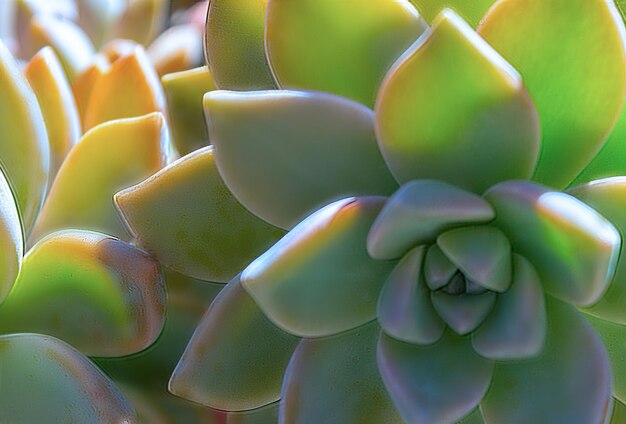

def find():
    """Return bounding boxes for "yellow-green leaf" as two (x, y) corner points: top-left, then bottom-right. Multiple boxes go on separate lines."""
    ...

(0, 169), (22, 303)
(409, 0), (496, 27)
(148, 24), (203, 76)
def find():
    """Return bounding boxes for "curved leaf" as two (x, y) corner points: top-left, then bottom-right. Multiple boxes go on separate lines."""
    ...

(115, 146), (284, 283)
(84, 46), (165, 130)
(265, 0), (426, 107)
(204, 0), (276, 90)
(30, 113), (170, 243)
(0, 40), (49, 234)
(424, 244), (458, 290)
(0, 334), (137, 423)
(72, 54), (109, 127)
(147, 24), (203, 76)
(111, 0), (169, 46)
(0, 169), (22, 303)
(368, 180), (494, 260)
(76, 0), (126, 48)
(205, 90), (398, 229)
(481, 298), (612, 424)
(409, 0), (496, 27)
(162, 66), (215, 155)
(431, 291), (496, 335)
(376, 9), (540, 193)
(378, 330), (494, 424)
(242, 197), (396, 337)
(0, 230), (166, 357)
(478, 0), (626, 188)
(24, 47), (81, 182)
(484, 181), (620, 306)
(170, 276), (299, 411)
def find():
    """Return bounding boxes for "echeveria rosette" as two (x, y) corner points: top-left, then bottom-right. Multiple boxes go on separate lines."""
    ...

(159, 0), (626, 423)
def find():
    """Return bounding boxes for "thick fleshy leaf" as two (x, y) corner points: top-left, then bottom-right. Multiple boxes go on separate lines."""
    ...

(170, 276), (299, 411)
(457, 409), (485, 424)
(584, 314), (626, 405)
(24, 47), (81, 182)
(378, 330), (494, 424)
(0, 169), (22, 302)
(281, 322), (401, 424)
(479, 0), (626, 188)
(0, 334), (137, 423)
(409, 0), (496, 27)
(115, 146), (285, 283)
(485, 181), (620, 306)
(76, 0), (126, 48)
(378, 246), (445, 344)
(431, 291), (496, 335)
(0, 230), (166, 357)
(102, 39), (140, 63)
(481, 298), (612, 424)
(204, 0), (276, 90)
(29, 15), (95, 82)
(206, 90), (398, 229)
(84, 46), (165, 130)
(162, 66), (215, 155)
(265, 0), (426, 107)
(30, 113), (170, 243)
(472, 254), (546, 360)
(424, 244), (458, 290)
(0, 40), (49, 234)
(569, 178), (626, 324)
(368, 180), (495, 260)
(243, 197), (396, 337)
(437, 226), (511, 292)
(111, 0), (169, 46)
(611, 399), (626, 424)
(148, 24), (203, 76)
(72, 54), (109, 127)
(376, 10), (540, 193)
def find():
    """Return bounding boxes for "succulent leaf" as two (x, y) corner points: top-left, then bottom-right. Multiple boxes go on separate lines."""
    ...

(111, 0), (169, 46)
(478, 0), (626, 188)
(437, 226), (511, 293)
(376, 9), (540, 194)
(204, 0), (276, 90)
(430, 291), (496, 335)
(0, 40), (50, 235)
(0, 169), (22, 303)
(242, 197), (396, 337)
(378, 330), (494, 424)
(75, 0), (126, 48)
(281, 322), (402, 424)
(148, 24), (203, 76)
(205, 90), (398, 229)
(265, 0), (427, 107)
(471, 254), (546, 360)
(481, 297), (612, 424)
(83, 46), (165, 130)
(30, 113), (170, 243)
(409, 0), (496, 27)
(0, 230), (166, 357)
(424, 244), (458, 291)
(485, 181), (620, 306)
(115, 146), (284, 283)
(72, 54), (109, 127)
(612, 399), (626, 424)
(368, 180), (495, 260)
(169, 276), (299, 411)
(0, 334), (137, 423)
(24, 47), (81, 183)
(377, 246), (446, 345)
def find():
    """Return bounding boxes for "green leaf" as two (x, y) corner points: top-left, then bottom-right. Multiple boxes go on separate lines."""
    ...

(242, 197), (396, 337)
(265, 0), (426, 107)
(409, 0), (496, 27)
(0, 334), (137, 423)
(568, 178), (626, 324)
(481, 297), (612, 424)
(431, 291), (496, 335)
(368, 180), (495, 260)
(484, 181), (620, 306)
(0, 230), (166, 357)
(115, 146), (285, 283)
(0, 40), (50, 235)
(0, 169), (22, 303)
(204, 0), (276, 90)
(205, 90), (398, 229)
(378, 329), (494, 424)
(169, 276), (299, 411)
(378, 246), (445, 344)
(162, 66), (214, 155)
(30, 113), (170, 243)
(478, 0), (626, 188)
(424, 244), (458, 290)
(611, 399), (626, 424)
(472, 254), (546, 360)
(281, 322), (402, 424)
(376, 9), (540, 194)
(437, 226), (511, 292)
